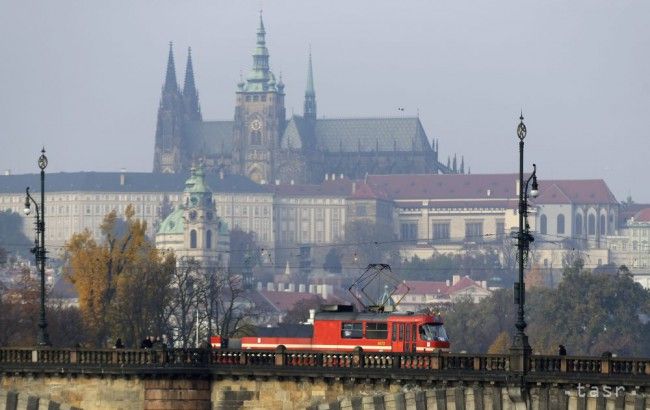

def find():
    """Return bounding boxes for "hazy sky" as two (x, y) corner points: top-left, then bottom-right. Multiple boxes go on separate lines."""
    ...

(1, 1), (649, 201)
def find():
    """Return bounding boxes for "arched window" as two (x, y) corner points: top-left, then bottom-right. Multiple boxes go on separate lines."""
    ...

(206, 230), (212, 249)
(600, 215), (606, 235)
(557, 214), (565, 234)
(540, 215), (547, 235)
(588, 214), (596, 235)
(190, 229), (197, 249)
(575, 214), (583, 235)
(250, 130), (262, 145)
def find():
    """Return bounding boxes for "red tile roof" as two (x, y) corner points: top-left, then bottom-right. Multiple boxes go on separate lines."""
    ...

(394, 277), (485, 297)
(366, 174), (520, 201)
(349, 181), (389, 200)
(535, 180), (618, 205)
(257, 290), (323, 313)
(632, 208), (650, 223)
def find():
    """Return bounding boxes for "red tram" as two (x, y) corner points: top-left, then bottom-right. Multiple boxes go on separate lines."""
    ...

(211, 305), (449, 353)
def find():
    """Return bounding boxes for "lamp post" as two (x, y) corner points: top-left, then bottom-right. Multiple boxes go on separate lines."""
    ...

(24, 148), (51, 347)
(511, 113), (538, 372)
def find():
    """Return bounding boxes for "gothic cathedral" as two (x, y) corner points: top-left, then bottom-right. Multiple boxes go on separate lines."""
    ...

(153, 14), (456, 183)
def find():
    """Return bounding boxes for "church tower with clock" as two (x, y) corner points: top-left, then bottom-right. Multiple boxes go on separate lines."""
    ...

(232, 13), (286, 184)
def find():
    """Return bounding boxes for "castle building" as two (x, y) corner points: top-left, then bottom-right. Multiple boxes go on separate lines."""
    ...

(152, 14), (451, 183)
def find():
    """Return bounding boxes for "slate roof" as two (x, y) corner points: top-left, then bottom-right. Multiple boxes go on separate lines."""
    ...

(0, 172), (268, 194)
(271, 179), (354, 197)
(185, 120), (234, 156)
(280, 116), (433, 153)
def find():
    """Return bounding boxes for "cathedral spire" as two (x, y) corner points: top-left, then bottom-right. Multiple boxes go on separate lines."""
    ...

(303, 47), (317, 121)
(164, 42), (178, 93)
(183, 47), (202, 121)
(242, 11), (278, 93)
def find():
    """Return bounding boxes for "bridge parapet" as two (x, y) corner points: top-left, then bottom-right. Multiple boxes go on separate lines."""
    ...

(1, 348), (649, 410)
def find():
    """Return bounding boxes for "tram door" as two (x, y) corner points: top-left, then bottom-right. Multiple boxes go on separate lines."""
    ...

(404, 323), (417, 353)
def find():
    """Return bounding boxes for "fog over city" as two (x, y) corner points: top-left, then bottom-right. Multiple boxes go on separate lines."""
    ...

(1, 1), (648, 201)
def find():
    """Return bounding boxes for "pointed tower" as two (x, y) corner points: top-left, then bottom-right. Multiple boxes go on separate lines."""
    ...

(303, 48), (317, 122)
(232, 12), (286, 184)
(153, 42), (185, 173)
(183, 47), (202, 122)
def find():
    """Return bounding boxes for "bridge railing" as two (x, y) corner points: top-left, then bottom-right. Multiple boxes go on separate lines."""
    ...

(1, 348), (648, 378)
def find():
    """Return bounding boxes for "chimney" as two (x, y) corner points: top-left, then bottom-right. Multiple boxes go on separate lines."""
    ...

(340, 174), (344, 180)
(298, 284), (306, 293)
(120, 168), (126, 186)
(452, 275), (461, 286)
(257, 282), (263, 291)
(445, 279), (450, 286)
(219, 170), (224, 180)
(486, 189), (491, 197)
(267, 282), (275, 291)
(3, 169), (10, 176)
(309, 284), (316, 294)
(481, 280), (487, 289)
(331, 173), (336, 181)
(288, 283), (295, 292)
(275, 179), (280, 185)
(307, 309), (316, 325)
(325, 174), (329, 181)
(321, 285), (330, 300)
(290, 179), (294, 185)
(352, 182), (356, 194)
(260, 179), (266, 185)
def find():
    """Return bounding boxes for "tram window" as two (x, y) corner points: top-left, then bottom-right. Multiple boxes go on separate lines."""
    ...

(405, 325), (410, 342)
(366, 322), (388, 339)
(399, 324), (404, 341)
(412, 324), (417, 341)
(341, 322), (363, 339)
(392, 324), (397, 341)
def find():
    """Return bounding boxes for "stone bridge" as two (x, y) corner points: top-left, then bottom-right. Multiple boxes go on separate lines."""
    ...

(1, 347), (649, 409)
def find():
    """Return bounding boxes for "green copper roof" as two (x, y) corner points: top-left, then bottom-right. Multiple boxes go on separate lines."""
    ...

(184, 166), (211, 194)
(242, 12), (280, 93)
(157, 208), (185, 235)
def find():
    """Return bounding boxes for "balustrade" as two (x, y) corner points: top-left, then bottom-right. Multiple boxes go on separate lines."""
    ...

(0, 348), (648, 384)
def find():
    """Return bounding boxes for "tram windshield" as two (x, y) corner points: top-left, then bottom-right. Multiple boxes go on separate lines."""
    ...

(419, 323), (448, 342)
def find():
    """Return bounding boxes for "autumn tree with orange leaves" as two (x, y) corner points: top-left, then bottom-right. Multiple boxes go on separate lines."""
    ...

(64, 205), (175, 348)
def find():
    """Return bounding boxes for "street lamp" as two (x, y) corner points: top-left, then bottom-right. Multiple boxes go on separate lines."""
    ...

(24, 148), (51, 347)
(511, 113), (538, 372)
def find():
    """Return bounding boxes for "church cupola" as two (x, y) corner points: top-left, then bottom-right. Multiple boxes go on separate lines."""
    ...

(303, 49), (317, 122)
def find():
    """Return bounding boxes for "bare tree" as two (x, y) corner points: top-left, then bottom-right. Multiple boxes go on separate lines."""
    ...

(167, 257), (201, 348)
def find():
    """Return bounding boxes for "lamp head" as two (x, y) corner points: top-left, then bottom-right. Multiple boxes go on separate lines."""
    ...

(24, 188), (31, 215)
(517, 112), (527, 140)
(530, 164), (539, 198)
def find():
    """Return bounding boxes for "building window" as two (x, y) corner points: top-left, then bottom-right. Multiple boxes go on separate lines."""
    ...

(356, 205), (367, 216)
(400, 223), (418, 241)
(540, 215), (547, 235)
(496, 222), (505, 238)
(588, 214), (596, 235)
(250, 130), (262, 145)
(575, 214), (583, 235)
(432, 223), (450, 241)
(190, 230), (197, 249)
(600, 214), (606, 235)
(557, 214), (565, 234)
(206, 230), (212, 249)
(465, 222), (483, 241)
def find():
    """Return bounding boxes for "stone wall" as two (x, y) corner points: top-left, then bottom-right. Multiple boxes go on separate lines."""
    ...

(2, 374), (650, 409)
